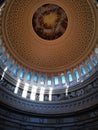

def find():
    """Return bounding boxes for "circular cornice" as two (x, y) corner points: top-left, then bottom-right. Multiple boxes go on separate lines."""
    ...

(1, 0), (96, 72)
(0, 71), (98, 114)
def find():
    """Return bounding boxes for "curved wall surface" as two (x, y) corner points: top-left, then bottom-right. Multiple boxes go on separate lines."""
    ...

(0, 69), (98, 129)
(0, 0), (98, 129)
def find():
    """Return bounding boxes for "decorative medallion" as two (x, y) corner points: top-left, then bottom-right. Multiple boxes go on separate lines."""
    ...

(32, 4), (68, 40)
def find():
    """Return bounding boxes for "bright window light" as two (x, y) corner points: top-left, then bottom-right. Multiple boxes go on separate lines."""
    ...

(20, 68), (26, 78)
(22, 83), (29, 98)
(39, 87), (45, 101)
(34, 73), (38, 82)
(13, 65), (20, 75)
(8, 60), (14, 70)
(68, 72), (73, 82)
(47, 78), (52, 85)
(61, 75), (66, 84)
(30, 86), (37, 101)
(49, 88), (53, 101)
(54, 77), (59, 85)
(4, 67), (7, 72)
(40, 75), (45, 85)
(1, 67), (7, 80)
(27, 72), (32, 81)
(74, 69), (80, 80)
(80, 66), (86, 75)
(86, 62), (92, 71)
(65, 84), (69, 96)
(14, 79), (21, 94)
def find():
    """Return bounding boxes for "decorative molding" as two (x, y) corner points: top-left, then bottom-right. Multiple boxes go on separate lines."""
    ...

(0, 103), (98, 129)
(0, 71), (98, 114)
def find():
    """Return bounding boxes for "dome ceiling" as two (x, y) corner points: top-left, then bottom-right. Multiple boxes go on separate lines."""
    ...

(2, 0), (96, 72)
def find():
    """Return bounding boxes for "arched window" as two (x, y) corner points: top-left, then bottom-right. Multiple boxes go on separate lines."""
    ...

(47, 78), (52, 86)
(68, 72), (73, 82)
(27, 72), (32, 81)
(13, 65), (20, 75)
(1, 54), (9, 64)
(34, 73), (38, 82)
(0, 47), (5, 56)
(54, 77), (59, 85)
(80, 66), (86, 75)
(8, 60), (14, 70)
(61, 75), (66, 84)
(20, 68), (26, 78)
(40, 75), (45, 85)
(74, 69), (80, 80)
(91, 56), (98, 66)
(86, 61), (92, 71)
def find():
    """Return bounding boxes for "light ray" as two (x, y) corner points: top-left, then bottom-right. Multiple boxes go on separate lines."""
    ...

(22, 83), (29, 98)
(65, 83), (69, 96)
(39, 87), (45, 101)
(1, 67), (7, 80)
(49, 88), (53, 101)
(14, 79), (21, 94)
(30, 85), (37, 101)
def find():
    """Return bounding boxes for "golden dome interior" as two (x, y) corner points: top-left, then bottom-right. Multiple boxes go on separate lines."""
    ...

(0, 0), (98, 93)
(1, 0), (96, 73)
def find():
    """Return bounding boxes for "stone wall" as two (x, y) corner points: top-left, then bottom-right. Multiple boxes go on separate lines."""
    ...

(0, 104), (98, 130)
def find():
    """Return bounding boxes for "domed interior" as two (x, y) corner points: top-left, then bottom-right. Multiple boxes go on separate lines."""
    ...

(0, 1), (98, 130)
